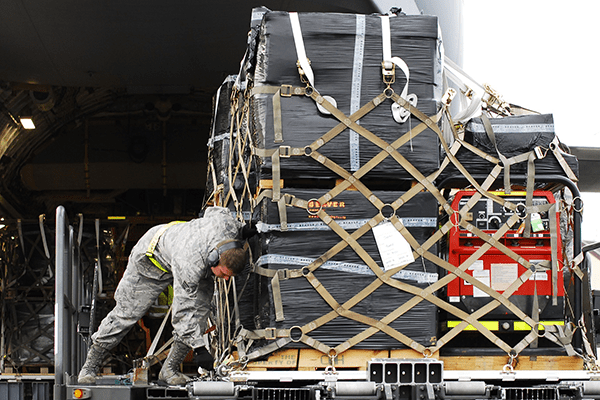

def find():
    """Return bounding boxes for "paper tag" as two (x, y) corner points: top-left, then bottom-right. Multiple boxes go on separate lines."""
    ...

(472, 270), (490, 297)
(530, 213), (544, 232)
(491, 263), (518, 291)
(372, 220), (415, 271)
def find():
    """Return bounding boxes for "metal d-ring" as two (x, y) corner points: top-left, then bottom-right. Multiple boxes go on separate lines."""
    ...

(534, 322), (546, 338)
(306, 198), (322, 215)
(515, 203), (527, 219)
(290, 326), (303, 343)
(572, 196), (584, 213)
(380, 203), (396, 220)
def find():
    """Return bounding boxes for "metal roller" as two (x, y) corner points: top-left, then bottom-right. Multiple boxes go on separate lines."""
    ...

(335, 381), (377, 396)
(191, 381), (236, 396)
(583, 381), (600, 396)
(444, 381), (487, 396)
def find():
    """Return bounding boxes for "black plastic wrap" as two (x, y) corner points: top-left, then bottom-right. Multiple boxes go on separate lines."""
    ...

(206, 75), (238, 199)
(246, 189), (439, 349)
(439, 114), (579, 182)
(251, 11), (442, 181)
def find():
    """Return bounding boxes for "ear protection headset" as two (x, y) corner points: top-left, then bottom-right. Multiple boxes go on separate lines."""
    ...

(206, 239), (243, 268)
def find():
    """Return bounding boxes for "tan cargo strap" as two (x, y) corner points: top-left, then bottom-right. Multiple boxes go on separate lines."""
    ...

(222, 105), (239, 207)
(531, 286), (540, 349)
(302, 87), (450, 212)
(252, 190), (308, 232)
(550, 137), (578, 182)
(444, 197), (572, 356)
(570, 251), (586, 280)
(579, 318), (599, 369)
(251, 85), (307, 143)
(146, 221), (185, 272)
(253, 265), (304, 322)
(548, 203), (559, 304)
(480, 115), (512, 193)
(250, 204), (438, 354)
(391, 92), (516, 212)
(449, 122), (500, 165)
(248, 89), (548, 354)
(245, 337), (292, 361)
(304, 208), (511, 355)
(216, 73), (578, 361)
(431, 214), (522, 353)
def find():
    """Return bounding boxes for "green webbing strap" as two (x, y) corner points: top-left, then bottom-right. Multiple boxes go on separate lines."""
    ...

(146, 221), (185, 273)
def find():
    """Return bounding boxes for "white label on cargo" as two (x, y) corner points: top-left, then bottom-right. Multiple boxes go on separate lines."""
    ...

(468, 260), (484, 271)
(529, 271), (548, 281)
(449, 296), (460, 303)
(491, 263), (518, 291)
(529, 260), (549, 281)
(372, 220), (415, 270)
(473, 270), (490, 297)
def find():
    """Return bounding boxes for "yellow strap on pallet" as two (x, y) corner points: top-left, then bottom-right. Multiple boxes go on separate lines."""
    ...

(145, 221), (184, 273)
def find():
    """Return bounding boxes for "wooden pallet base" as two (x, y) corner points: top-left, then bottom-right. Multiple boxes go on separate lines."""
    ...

(1, 365), (54, 375)
(244, 349), (583, 372)
(440, 355), (583, 371)
(245, 348), (438, 371)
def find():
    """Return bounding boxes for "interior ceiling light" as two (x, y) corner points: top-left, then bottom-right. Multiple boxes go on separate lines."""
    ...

(20, 115), (35, 129)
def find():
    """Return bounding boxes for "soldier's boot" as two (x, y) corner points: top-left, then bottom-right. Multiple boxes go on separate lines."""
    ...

(78, 344), (109, 384)
(158, 341), (192, 385)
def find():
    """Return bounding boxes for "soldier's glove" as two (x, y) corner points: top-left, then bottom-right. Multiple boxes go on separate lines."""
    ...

(194, 347), (214, 371)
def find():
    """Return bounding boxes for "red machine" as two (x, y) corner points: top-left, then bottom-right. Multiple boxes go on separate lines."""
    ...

(447, 190), (564, 322)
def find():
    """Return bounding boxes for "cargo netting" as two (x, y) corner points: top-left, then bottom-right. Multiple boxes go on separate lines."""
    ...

(202, 9), (592, 372)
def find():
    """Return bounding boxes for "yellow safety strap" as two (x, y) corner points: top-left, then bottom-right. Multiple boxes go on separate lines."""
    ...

(145, 221), (185, 273)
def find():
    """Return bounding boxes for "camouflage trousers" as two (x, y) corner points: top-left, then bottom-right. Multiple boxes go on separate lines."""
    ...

(91, 250), (213, 350)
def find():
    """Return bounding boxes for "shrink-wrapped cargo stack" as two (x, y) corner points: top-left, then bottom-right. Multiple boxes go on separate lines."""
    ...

(251, 189), (439, 350)
(250, 11), (442, 182)
(204, 8), (446, 357)
(438, 113), (580, 185)
(205, 75), (237, 203)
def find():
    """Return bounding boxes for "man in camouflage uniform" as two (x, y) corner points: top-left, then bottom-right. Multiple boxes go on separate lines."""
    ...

(78, 207), (247, 385)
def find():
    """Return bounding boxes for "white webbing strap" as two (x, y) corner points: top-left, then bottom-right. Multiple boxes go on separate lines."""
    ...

(443, 56), (484, 122)
(289, 12), (314, 87)
(380, 15), (417, 123)
(289, 12), (337, 115)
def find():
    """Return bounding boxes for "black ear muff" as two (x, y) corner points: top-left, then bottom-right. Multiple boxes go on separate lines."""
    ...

(207, 239), (243, 268)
